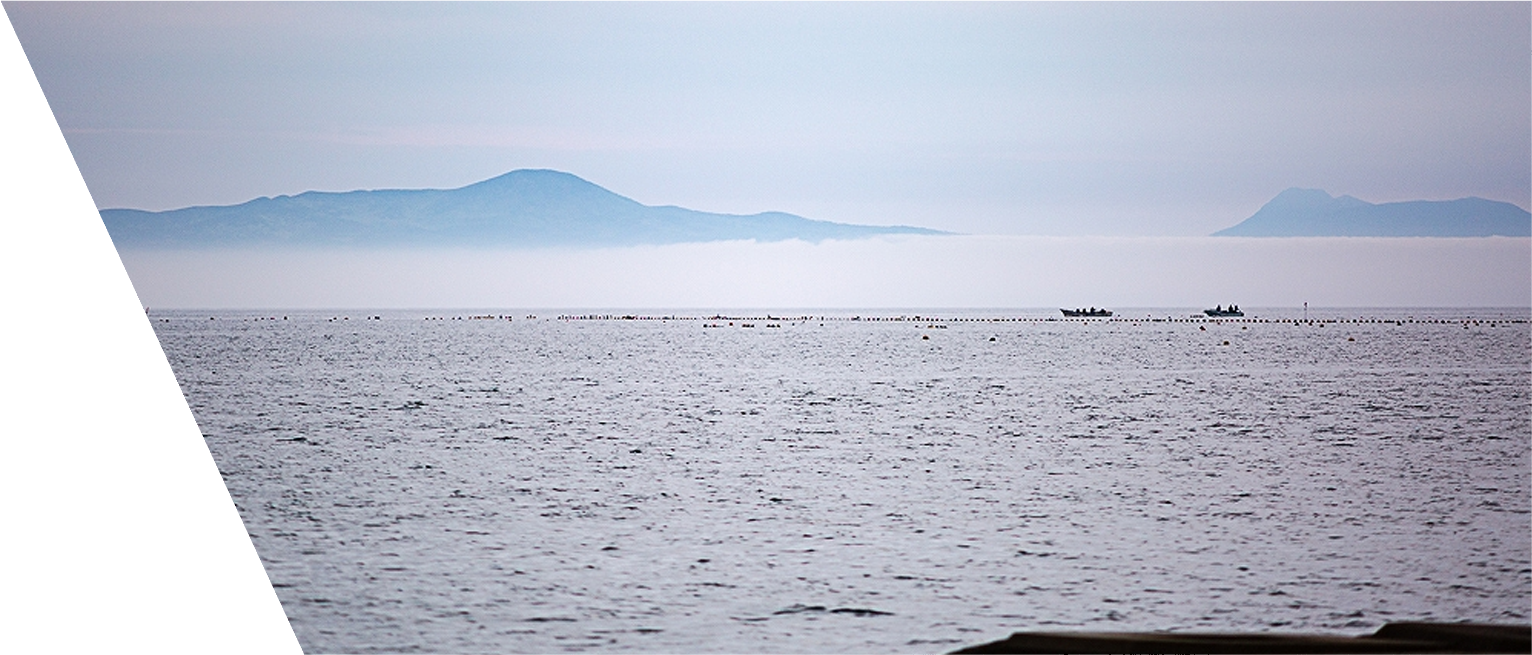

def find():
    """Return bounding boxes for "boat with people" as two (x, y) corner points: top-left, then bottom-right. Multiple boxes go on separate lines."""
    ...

(1204, 305), (1245, 317)
(1061, 307), (1112, 317)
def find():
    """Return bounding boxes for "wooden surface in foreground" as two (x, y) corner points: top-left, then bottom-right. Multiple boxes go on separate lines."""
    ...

(953, 622), (1530, 654)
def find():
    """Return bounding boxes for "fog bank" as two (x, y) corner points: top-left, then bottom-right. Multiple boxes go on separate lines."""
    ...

(118, 235), (1530, 309)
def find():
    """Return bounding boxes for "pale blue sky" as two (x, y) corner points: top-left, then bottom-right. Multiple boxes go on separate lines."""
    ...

(7, 1), (1529, 236)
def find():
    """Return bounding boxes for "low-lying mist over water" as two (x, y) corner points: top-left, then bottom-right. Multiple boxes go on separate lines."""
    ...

(118, 235), (1530, 310)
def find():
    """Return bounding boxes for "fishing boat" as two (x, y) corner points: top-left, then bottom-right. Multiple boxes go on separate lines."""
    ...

(1204, 305), (1244, 317)
(1061, 308), (1112, 317)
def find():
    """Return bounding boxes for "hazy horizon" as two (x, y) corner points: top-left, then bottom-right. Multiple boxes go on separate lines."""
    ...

(5, 2), (1528, 308)
(8, 2), (1528, 237)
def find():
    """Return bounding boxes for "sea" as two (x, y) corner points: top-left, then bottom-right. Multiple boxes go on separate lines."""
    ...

(150, 307), (1531, 654)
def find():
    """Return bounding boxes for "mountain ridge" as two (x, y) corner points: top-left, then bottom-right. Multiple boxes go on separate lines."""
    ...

(1214, 188), (1530, 237)
(100, 169), (948, 248)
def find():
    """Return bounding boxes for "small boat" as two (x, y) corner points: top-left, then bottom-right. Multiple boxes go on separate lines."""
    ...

(1061, 307), (1112, 317)
(1204, 305), (1244, 317)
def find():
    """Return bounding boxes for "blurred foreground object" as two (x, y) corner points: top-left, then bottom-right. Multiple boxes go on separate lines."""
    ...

(954, 622), (1530, 654)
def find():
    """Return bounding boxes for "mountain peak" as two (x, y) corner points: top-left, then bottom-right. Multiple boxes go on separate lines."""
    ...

(463, 168), (588, 188)
(1269, 187), (1335, 204)
(100, 170), (948, 248)
(1215, 189), (1530, 237)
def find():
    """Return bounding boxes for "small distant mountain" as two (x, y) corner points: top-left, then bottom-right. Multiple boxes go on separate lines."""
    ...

(100, 169), (948, 248)
(1214, 188), (1531, 237)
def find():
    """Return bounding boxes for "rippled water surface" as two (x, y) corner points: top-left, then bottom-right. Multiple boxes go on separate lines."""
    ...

(153, 308), (1531, 653)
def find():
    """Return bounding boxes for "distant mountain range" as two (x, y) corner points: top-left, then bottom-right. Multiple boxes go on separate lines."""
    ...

(1215, 188), (1530, 237)
(100, 169), (947, 248)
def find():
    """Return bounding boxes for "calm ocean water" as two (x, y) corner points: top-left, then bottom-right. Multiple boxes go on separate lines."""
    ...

(152, 308), (1530, 654)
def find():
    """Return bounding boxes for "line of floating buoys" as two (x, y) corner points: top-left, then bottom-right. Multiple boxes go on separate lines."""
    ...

(429, 313), (1532, 325)
(188, 313), (1529, 326)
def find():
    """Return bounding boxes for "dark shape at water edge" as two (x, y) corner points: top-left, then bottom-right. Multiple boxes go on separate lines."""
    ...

(99, 169), (949, 249)
(1214, 188), (1531, 237)
(952, 622), (1531, 654)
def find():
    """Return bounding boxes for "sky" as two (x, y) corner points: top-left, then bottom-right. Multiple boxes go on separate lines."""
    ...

(7, 1), (1529, 237)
